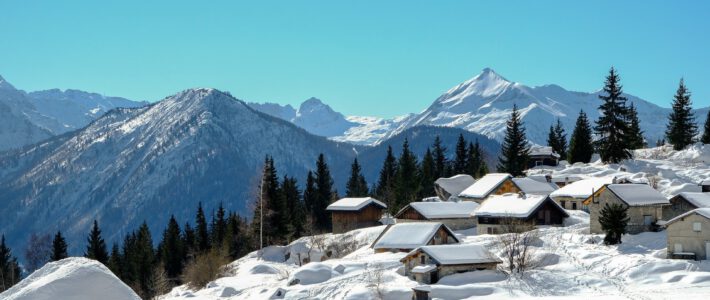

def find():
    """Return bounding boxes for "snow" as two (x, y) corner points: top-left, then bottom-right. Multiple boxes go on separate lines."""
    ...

(666, 208), (710, 226)
(288, 262), (333, 285)
(411, 264), (437, 273)
(473, 193), (561, 218)
(372, 223), (458, 250)
(512, 177), (558, 195)
(0, 257), (140, 300)
(550, 177), (614, 199)
(530, 145), (560, 158)
(434, 174), (475, 197)
(607, 184), (669, 206)
(326, 197), (386, 211)
(458, 173), (511, 199)
(405, 201), (479, 219)
(410, 244), (502, 265)
(677, 192), (710, 208)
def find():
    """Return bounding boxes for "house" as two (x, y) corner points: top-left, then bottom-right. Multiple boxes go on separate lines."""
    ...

(549, 177), (613, 210)
(400, 244), (501, 284)
(458, 173), (519, 202)
(583, 184), (669, 234)
(511, 177), (558, 196)
(528, 146), (560, 168)
(472, 193), (568, 235)
(395, 201), (479, 230)
(663, 192), (710, 221)
(528, 174), (584, 188)
(665, 208), (710, 260)
(326, 197), (387, 234)
(412, 285), (432, 300)
(371, 222), (460, 253)
(434, 174), (475, 201)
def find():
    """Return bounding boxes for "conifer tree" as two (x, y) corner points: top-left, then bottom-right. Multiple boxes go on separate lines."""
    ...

(375, 146), (398, 212)
(701, 110), (710, 144)
(666, 79), (697, 150)
(345, 158), (369, 197)
(595, 67), (631, 163)
(160, 216), (184, 282)
(394, 139), (420, 212)
(547, 119), (567, 156)
(281, 176), (304, 239)
(50, 231), (68, 261)
(134, 222), (155, 299)
(567, 110), (594, 164)
(625, 102), (645, 150)
(453, 134), (468, 174)
(195, 202), (210, 252)
(303, 171), (316, 214)
(598, 203), (629, 245)
(466, 141), (483, 178)
(0, 235), (21, 292)
(261, 156), (287, 244)
(182, 222), (195, 256)
(432, 136), (448, 178)
(210, 203), (227, 247)
(107, 243), (122, 278)
(313, 154), (334, 231)
(225, 213), (248, 260)
(497, 104), (530, 176)
(85, 220), (109, 264)
(419, 148), (436, 198)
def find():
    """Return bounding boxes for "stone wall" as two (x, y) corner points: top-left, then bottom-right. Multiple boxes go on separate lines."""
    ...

(666, 213), (710, 260)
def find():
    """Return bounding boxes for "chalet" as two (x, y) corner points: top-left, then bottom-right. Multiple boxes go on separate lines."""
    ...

(326, 197), (387, 234)
(472, 193), (568, 235)
(528, 146), (560, 168)
(528, 174), (584, 188)
(458, 173), (519, 202)
(394, 201), (479, 230)
(400, 244), (501, 284)
(663, 192), (710, 221)
(665, 208), (710, 260)
(371, 222), (460, 253)
(511, 177), (557, 195)
(549, 177), (613, 210)
(412, 285), (432, 300)
(584, 184), (669, 234)
(434, 174), (475, 201)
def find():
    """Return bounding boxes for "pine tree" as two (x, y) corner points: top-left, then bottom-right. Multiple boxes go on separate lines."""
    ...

(375, 146), (398, 212)
(547, 119), (567, 156)
(466, 141), (483, 178)
(497, 104), (530, 176)
(666, 78), (697, 150)
(50, 231), (68, 261)
(160, 215), (184, 282)
(432, 136), (448, 178)
(182, 222), (195, 256)
(701, 110), (710, 144)
(210, 203), (227, 247)
(303, 171), (316, 214)
(595, 67), (631, 163)
(598, 203), (629, 245)
(107, 243), (122, 278)
(195, 202), (210, 252)
(225, 213), (248, 260)
(260, 156), (287, 244)
(134, 222), (155, 299)
(313, 154), (334, 231)
(394, 138), (420, 213)
(625, 102), (645, 150)
(419, 148), (436, 198)
(453, 134), (468, 174)
(281, 176), (304, 240)
(0, 235), (21, 292)
(345, 158), (368, 197)
(85, 220), (109, 264)
(567, 110), (594, 163)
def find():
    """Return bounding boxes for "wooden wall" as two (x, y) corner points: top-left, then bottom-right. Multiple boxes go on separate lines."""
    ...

(331, 203), (385, 234)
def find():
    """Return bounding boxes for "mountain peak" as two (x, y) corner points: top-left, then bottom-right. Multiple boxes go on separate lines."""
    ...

(475, 67), (509, 83)
(0, 74), (17, 90)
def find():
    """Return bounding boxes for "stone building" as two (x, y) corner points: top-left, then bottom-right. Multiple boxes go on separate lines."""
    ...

(549, 177), (613, 210)
(665, 208), (710, 260)
(400, 244), (501, 284)
(663, 192), (710, 221)
(583, 184), (669, 234)
(326, 197), (387, 234)
(394, 201), (479, 230)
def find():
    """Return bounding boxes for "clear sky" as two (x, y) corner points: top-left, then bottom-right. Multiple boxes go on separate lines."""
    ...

(1, 1), (709, 117)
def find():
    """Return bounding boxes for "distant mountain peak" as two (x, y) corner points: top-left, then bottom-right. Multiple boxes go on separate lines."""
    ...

(0, 74), (17, 90)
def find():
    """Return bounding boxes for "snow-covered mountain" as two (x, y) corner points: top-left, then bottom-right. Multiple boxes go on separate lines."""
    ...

(0, 75), (146, 150)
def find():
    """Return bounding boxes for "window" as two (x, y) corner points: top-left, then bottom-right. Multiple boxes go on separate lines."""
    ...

(674, 243), (683, 253)
(572, 202), (578, 210)
(693, 222), (702, 232)
(560, 200), (566, 209)
(643, 215), (653, 226)
(487, 227), (493, 234)
(420, 256), (425, 264)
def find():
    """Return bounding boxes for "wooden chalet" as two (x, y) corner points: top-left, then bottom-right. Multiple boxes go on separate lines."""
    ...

(400, 244), (501, 284)
(395, 201), (479, 230)
(371, 222), (459, 253)
(583, 184), (669, 234)
(473, 193), (568, 235)
(326, 197), (387, 234)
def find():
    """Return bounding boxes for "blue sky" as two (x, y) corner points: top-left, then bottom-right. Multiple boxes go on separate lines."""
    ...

(1, 1), (709, 117)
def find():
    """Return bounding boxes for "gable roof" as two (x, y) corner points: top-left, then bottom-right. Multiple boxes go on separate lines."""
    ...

(512, 177), (557, 195)
(473, 193), (568, 218)
(605, 184), (669, 206)
(550, 177), (614, 199)
(435, 174), (475, 198)
(371, 222), (459, 250)
(402, 244), (502, 266)
(665, 208), (710, 226)
(529, 145), (560, 158)
(675, 192), (710, 208)
(396, 201), (479, 219)
(458, 173), (512, 199)
(326, 197), (386, 211)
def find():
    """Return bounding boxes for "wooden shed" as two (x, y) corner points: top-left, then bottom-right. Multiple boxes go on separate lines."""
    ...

(528, 146), (560, 168)
(458, 173), (520, 203)
(326, 197), (387, 234)
(473, 193), (568, 235)
(583, 184), (669, 234)
(433, 174), (475, 201)
(394, 201), (479, 230)
(400, 244), (501, 284)
(371, 222), (459, 253)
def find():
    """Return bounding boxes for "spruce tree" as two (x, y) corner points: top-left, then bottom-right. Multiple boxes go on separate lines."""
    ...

(160, 215), (184, 282)
(466, 141), (483, 178)
(375, 146), (398, 212)
(345, 158), (368, 197)
(107, 243), (122, 278)
(598, 203), (629, 245)
(0, 235), (21, 292)
(281, 176), (304, 240)
(547, 119), (567, 156)
(210, 203), (227, 247)
(195, 202), (210, 252)
(453, 134), (468, 174)
(666, 78), (697, 150)
(85, 220), (109, 264)
(225, 213), (247, 260)
(432, 136), (448, 178)
(182, 222), (195, 256)
(625, 102), (645, 150)
(419, 148), (436, 198)
(262, 156), (287, 244)
(497, 104), (530, 176)
(50, 231), (68, 261)
(567, 110), (594, 163)
(595, 67), (631, 163)
(303, 171), (316, 214)
(394, 138), (420, 213)
(313, 154), (334, 231)
(701, 110), (710, 144)
(134, 222), (155, 299)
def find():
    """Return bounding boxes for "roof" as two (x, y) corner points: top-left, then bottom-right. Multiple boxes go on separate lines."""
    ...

(411, 264), (437, 273)
(473, 193), (567, 218)
(404, 244), (502, 266)
(529, 146), (560, 158)
(512, 177), (557, 195)
(435, 174), (475, 197)
(550, 177), (613, 199)
(372, 222), (459, 250)
(676, 192), (710, 208)
(458, 173), (512, 199)
(665, 208), (710, 226)
(397, 201), (479, 219)
(326, 197), (386, 211)
(606, 184), (669, 206)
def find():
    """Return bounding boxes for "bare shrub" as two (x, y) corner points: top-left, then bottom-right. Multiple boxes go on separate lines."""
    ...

(150, 265), (171, 299)
(497, 217), (541, 276)
(325, 234), (359, 259)
(24, 233), (52, 273)
(366, 264), (385, 300)
(182, 249), (230, 290)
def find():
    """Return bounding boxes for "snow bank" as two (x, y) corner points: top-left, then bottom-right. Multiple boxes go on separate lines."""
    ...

(0, 257), (140, 300)
(288, 262), (333, 285)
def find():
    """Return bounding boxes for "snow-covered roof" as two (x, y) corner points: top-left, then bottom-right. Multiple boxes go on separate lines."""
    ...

(676, 192), (710, 208)
(400, 201), (479, 219)
(665, 208), (710, 226)
(529, 146), (560, 158)
(411, 264), (437, 273)
(326, 197), (386, 211)
(458, 173), (511, 199)
(549, 177), (614, 199)
(512, 177), (557, 195)
(606, 184), (669, 206)
(372, 222), (458, 250)
(435, 174), (475, 196)
(473, 193), (566, 218)
(411, 244), (502, 265)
